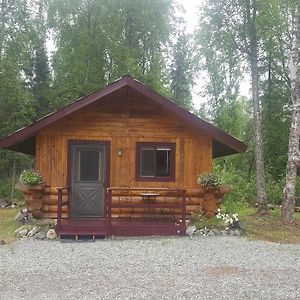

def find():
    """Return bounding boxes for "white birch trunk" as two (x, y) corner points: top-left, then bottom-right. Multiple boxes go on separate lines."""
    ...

(282, 5), (300, 224)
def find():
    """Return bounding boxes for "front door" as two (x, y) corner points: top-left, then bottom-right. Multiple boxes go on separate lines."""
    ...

(70, 142), (108, 218)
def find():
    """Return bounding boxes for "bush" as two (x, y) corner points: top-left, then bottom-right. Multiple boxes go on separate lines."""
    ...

(197, 172), (222, 188)
(19, 169), (44, 186)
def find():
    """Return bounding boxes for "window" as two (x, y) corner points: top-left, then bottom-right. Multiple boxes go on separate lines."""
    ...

(78, 150), (101, 182)
(136, 142), (175, 181)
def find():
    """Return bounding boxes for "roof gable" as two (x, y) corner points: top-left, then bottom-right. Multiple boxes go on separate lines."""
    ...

(0, 75), (247, 157)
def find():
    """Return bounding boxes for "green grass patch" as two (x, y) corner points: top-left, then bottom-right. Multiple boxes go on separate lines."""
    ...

(190, 201), (300, 244)
(0, 208), (20, 244)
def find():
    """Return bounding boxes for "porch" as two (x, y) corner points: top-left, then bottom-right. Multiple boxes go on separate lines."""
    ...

(56, 187), (187, 237)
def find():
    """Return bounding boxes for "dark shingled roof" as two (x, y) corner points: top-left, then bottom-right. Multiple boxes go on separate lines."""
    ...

(0, 75), (247, 157)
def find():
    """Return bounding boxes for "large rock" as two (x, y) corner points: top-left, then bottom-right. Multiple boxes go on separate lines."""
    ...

(46, 229), (57, 240)
(186, 226), (196, 236)
(34, 231), (47, 240)
(233, 229), (241, 236)
(194, 229), (204, 237)
(232, 220), (246, 234)
(28, 226), (40, 237)
(207, 230), (215, 236)
(17, 229), (28, 237)
(211, 229), (221, 236)
(14, 211), (25, 223)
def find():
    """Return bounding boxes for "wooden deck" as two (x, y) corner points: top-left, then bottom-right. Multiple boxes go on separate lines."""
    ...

(58, 218), (185, 237)
(56, 187), (186, 238)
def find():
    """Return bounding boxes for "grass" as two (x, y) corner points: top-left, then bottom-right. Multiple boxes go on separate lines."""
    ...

(240, 210), (300, 244)
(1, 205), (300, 244)
(0, 207), (20, 244)
(191, 202), (300, 244)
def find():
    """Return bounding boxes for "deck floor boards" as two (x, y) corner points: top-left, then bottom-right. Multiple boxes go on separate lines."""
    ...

(58, 218), (184, 237)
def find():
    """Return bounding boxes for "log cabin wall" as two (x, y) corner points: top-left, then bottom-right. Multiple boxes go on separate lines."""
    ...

(35, 89), (213, 218)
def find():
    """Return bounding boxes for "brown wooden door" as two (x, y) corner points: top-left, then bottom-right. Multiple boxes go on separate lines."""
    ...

(70, 143), (107, 218)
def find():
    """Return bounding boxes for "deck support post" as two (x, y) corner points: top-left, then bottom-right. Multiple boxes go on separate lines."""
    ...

(107, 189), (112, 237)
(181, 189), (187, 236)
(56, 187), (63, 235)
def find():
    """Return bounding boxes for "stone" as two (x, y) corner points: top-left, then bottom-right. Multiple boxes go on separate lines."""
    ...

(211, 229), (221, 236)
(15, 226), (23, 234)
(186, 226), (196, 236)
(232, 220), (246, 234)
(221, 230), (228, 236)
(207, 230), (215, 236)
(28, 226), (40, 237)
(14, 211), (25, 223)
(0, 199), (5, 208)
(233, 229), (241, 236)
(46, 229), (57, 240)
(0, 240), (6, 245)
(34, 231), (47, 240)
(17, 229), (28, 237)
(229, 230), (235, 236)
(194, 230), (204, 237)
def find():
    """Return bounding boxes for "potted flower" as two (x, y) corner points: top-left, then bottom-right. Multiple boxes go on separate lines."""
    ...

(197, 172), (221, 192)
(18, 169), (45, 191)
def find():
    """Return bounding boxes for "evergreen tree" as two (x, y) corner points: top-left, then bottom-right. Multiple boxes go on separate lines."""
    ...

(170, 33), (194, 110)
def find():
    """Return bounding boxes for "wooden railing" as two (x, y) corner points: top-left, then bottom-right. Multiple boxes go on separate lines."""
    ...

(56, 187), (69, 234)
(107, 187), (187, 235)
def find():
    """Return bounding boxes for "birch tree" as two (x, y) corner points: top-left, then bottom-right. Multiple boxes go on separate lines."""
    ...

(282, 3), (300, 224)
(195, 0), (269, 211)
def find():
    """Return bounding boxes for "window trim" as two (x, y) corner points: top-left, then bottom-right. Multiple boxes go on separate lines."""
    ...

(136, 142), (176, 182)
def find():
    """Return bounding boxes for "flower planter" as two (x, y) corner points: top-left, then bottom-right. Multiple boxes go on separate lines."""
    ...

(28, 184), (45, 191)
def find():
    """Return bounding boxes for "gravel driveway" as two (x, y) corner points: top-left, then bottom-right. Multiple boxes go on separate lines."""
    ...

(0, 236), (299, 300)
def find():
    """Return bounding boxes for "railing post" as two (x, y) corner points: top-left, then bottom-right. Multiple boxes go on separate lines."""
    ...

(56, 188), (63, 235)
(107, 189), (112, 237)
(181, 189), (186, 236)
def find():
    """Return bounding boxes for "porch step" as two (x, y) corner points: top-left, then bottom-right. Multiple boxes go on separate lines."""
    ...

(58, 219), (109, 236)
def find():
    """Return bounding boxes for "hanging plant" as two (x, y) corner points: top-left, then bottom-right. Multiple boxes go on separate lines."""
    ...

(19, 169), (44, 186)
(197, 172), (221, 188)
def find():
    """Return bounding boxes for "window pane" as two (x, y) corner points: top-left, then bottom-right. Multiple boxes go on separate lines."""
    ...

(140, 148), (155, 176)
(156, 148), (171, 176)
(79, 150), (100, 181)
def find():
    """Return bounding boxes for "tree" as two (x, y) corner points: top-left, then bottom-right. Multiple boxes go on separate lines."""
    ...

(170, 33), (195, 110)
(195, 0), (299, 211)
(246, 0), (268, 212)
(48, 0), (174, 108)
(282, 3), (300, 224)
(32, 0), (51, 118)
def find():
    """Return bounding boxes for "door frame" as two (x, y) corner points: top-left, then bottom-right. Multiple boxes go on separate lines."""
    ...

(67, 140), (111, 219)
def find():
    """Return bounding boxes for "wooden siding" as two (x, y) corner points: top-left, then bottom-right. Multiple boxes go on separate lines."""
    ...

(35, 94), (212, 217)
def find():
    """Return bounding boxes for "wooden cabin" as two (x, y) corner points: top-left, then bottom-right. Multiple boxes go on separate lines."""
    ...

(0, 76), (246, 237)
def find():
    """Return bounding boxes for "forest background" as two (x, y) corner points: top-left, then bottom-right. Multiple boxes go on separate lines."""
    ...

(0, 0), (299, 219)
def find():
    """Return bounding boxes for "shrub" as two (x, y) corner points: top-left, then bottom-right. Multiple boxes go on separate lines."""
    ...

(19, 169), (44, 186)
(197, 172), (221, 188)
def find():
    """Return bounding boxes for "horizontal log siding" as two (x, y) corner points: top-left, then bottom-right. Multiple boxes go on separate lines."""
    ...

(36, 95), (212, 217)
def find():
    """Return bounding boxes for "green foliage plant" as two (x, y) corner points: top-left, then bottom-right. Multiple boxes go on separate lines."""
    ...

(197, 172), (221, 188)
(19, 169), (44, 186)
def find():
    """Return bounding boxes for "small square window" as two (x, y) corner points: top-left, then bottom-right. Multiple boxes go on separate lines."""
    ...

(136, 142), (175, 181)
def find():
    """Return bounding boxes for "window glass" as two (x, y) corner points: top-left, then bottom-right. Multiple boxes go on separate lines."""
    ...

(140, 148), (155, 176)
(156, 148), (171, 176)
(79, 150), (100, 181)
(137, 143), (174, 180)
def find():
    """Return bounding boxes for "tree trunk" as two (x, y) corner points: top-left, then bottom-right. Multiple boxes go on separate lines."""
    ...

(247, 0), (268, 211)
(282, 5), (300, 224)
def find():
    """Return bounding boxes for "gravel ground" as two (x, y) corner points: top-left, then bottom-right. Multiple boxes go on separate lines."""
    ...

(0, 236), (300, 300)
